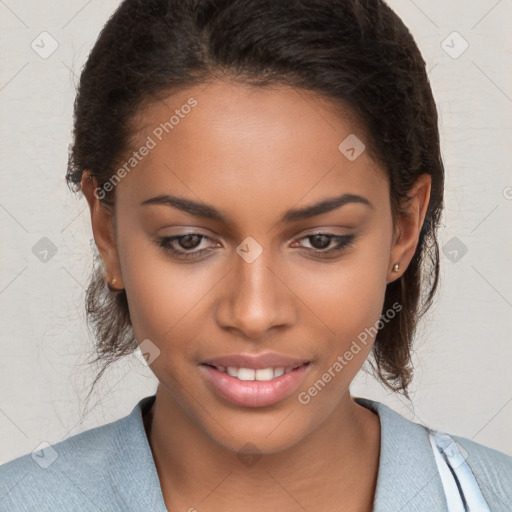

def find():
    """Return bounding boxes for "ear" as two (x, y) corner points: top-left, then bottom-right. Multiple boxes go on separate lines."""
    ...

(387, 173), (431, 283)
(80, 171), (124, 289)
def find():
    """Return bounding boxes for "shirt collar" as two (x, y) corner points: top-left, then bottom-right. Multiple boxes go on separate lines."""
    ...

(125, 395), (448, 511)
(355, 397), (448, 512)
(116, 395), (167, 510)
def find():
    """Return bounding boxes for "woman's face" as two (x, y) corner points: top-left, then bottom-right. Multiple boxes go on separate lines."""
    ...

(86, 80), (429, 453)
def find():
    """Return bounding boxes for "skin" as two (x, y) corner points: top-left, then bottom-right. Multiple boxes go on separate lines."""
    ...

(81, 79), (431, 512)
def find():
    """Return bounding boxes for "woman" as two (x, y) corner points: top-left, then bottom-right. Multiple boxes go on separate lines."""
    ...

(0, 0), (510, 510)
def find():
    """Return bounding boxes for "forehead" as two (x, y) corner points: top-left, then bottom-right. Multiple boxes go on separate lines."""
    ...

(116, 79), (388, 218)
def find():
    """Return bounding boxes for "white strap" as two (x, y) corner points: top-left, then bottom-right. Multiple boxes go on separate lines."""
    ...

(428, 430), (491, 512)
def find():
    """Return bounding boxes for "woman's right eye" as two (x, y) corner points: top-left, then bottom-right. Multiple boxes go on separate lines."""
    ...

(156, 234), (217, 260)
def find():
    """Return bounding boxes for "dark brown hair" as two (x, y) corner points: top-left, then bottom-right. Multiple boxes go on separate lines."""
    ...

(66, 0), (444, 398)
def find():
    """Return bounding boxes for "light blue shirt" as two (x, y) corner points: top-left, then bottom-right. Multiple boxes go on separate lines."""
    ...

(1, 395), (511, 511)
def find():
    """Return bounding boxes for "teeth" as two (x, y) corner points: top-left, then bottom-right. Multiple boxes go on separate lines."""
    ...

(255, 368), (274, 381)
(219, 366), (299, 381)
(273, 367), (285, 377)
(238, 368), (255, 381)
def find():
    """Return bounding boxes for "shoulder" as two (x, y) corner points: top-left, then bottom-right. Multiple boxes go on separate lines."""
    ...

(356, 397), (512, 511)
(0, 396), (165, 512)
(0, 414), (128, 511)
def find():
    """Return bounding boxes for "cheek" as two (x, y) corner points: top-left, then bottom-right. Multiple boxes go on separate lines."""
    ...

(295, 242), (389, 345)
(293, 256), (388, 415)
(117, 231), (221, 355)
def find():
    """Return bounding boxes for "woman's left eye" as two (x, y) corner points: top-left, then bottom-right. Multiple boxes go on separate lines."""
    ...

(293, 232), (357, 256)
(155, 232), (356, 260)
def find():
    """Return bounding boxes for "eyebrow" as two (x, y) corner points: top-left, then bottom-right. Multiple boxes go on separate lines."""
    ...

(140, 192), (374, 224)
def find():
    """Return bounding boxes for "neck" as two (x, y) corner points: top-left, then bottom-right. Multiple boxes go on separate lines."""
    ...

(144, 386), (380, 512)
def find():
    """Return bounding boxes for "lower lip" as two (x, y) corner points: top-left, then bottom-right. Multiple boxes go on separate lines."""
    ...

(199, 364), (310, 408)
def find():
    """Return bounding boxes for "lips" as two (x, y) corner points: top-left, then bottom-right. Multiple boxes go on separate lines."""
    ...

(199, 352), (311, 407)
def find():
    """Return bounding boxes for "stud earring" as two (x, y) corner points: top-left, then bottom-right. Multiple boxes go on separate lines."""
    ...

(107, 275), (123, 292)
(392, 263), (400, 272)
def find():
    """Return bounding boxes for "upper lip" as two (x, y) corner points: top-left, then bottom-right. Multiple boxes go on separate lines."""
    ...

(202, 352), (310, 370)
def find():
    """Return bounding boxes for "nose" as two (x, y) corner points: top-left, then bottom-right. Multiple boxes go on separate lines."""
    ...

(215, 244), (296, 340)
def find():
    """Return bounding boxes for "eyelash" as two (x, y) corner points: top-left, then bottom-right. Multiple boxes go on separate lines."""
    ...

(155, 232), (357, 260)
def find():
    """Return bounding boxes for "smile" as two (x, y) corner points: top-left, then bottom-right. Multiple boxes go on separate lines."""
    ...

(199, 362), (311, 407)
